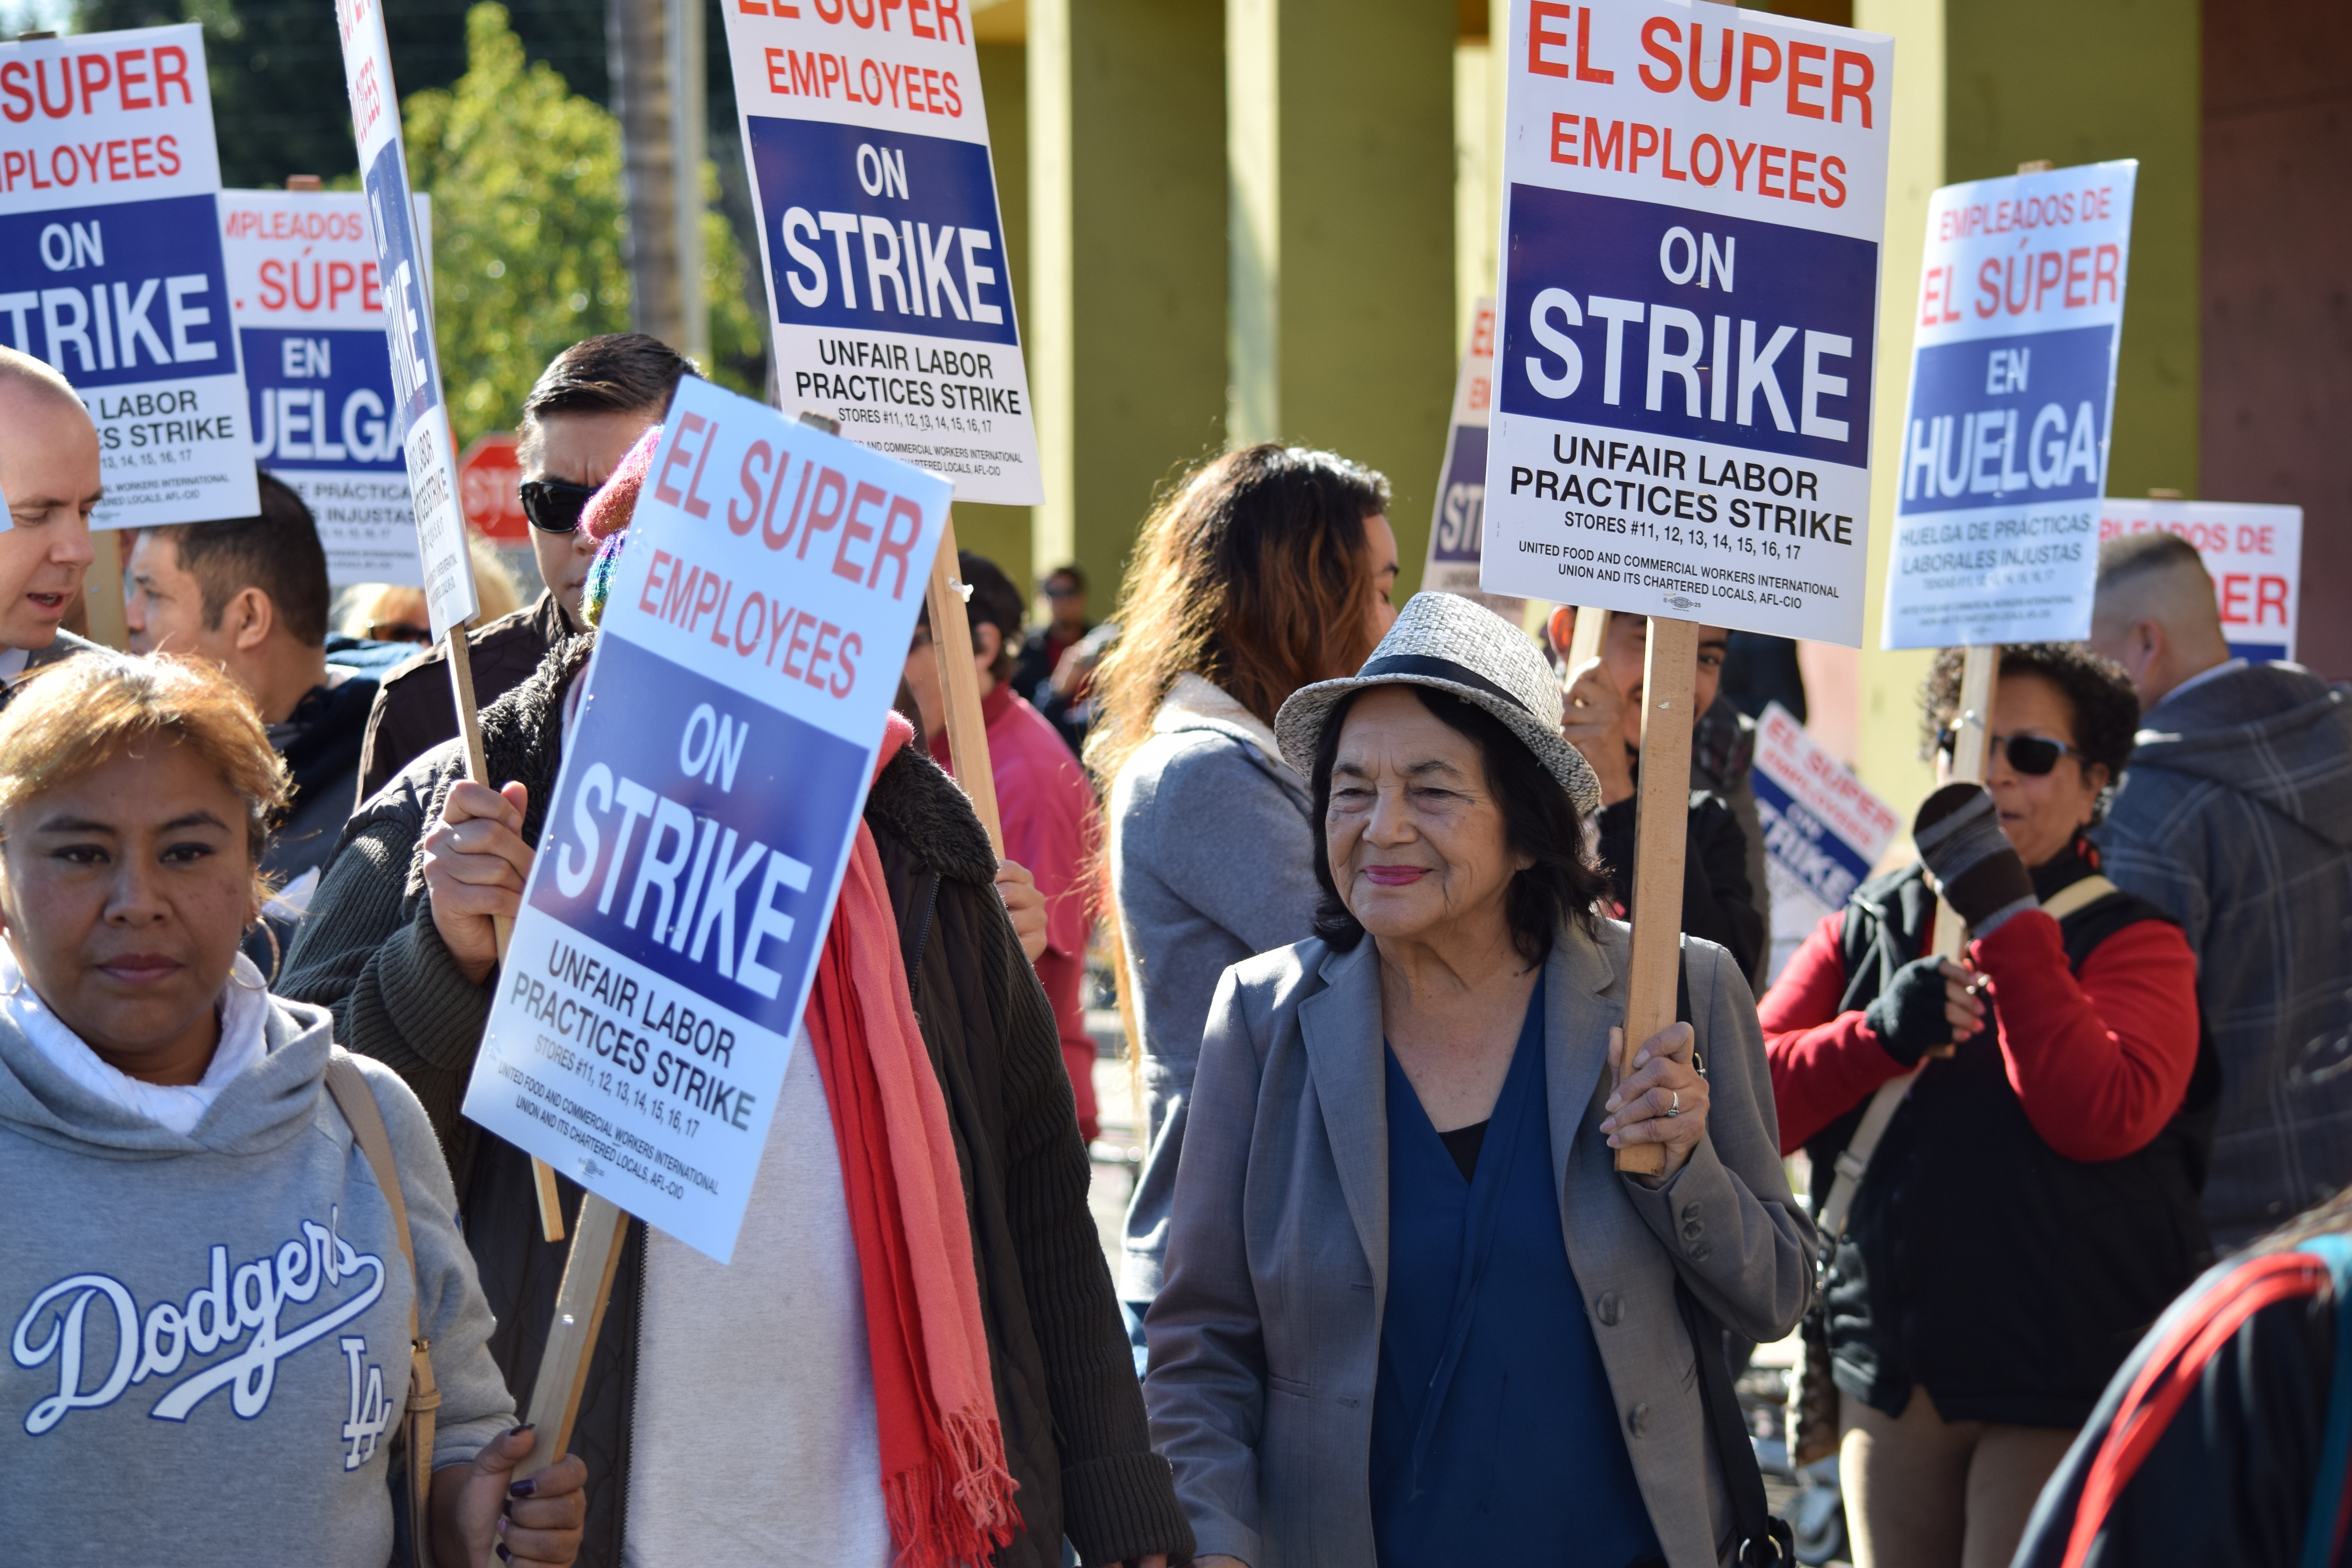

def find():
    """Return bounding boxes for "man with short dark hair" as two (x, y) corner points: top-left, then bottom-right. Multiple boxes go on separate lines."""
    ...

(354, 332), (693, 801)
(2090, 529), (2352, 1245)
(126, 471), (374, 881)
(0, 347), (102, 692)
(906, 551), (1105, 1140)
(1014, 562), (1098, 757)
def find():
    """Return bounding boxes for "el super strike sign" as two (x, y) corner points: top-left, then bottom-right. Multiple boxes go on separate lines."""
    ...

(222, 189), (431, 586)
(1751, 700), (1897, 980)
(1423, 298), (1523, 621)
(720, 0), (1041, 505)
(2100, 497), (2302, 662)
(1482, 0), (1892, 647)
(337, 0), (477, 638)
(1880, 162), (2136, 648)
(0, 25), (258, 530)
(461, 377), (951, 1262)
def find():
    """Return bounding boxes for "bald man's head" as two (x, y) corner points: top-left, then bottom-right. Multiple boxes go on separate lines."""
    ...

(2087, 531), (2233, 710)
(0, 347), (102, 651)
(0, 345), (81, 409)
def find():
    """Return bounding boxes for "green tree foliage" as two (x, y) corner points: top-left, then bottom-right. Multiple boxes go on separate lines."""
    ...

(398, 4), (762, 444)
(398, 4), (630, 445)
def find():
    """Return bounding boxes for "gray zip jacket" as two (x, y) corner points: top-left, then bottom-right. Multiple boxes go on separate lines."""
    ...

(2095, 661), (2352, 1246)
(1111, 676), (1323, 1303)
(0, 993), (515, 1564)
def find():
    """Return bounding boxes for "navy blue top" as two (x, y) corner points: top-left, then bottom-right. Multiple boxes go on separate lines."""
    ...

(1370, 977), (1664, 1566)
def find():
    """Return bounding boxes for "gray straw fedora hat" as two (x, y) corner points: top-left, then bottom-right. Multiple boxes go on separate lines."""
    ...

(1275, 591), (1602, 817)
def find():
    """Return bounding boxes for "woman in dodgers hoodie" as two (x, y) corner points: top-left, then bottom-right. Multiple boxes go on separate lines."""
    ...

(0, 651), (586, 1566)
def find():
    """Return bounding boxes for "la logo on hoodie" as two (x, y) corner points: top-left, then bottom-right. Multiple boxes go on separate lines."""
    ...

(10, 1208), (397, 1467)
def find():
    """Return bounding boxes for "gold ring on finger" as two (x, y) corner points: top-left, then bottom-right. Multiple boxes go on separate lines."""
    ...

(1666, 1089), (1681, 1118)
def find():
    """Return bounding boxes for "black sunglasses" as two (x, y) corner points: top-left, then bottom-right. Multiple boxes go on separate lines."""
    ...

(520, 477), (598, 535)
(1935, 727), (2076, 776)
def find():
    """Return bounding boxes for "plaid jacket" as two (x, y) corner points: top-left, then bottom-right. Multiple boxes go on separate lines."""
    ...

(2095, 662), (2352, 1246)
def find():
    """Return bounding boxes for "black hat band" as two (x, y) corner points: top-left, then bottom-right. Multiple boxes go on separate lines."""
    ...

(1353, 653), (1534, 718)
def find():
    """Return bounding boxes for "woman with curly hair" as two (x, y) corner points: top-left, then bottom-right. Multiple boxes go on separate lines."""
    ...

(1759, 642), (2219, 1568)
(1088, 445), (1399, 1330)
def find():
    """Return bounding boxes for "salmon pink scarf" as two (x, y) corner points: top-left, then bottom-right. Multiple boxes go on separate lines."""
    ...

(805, 712), (1022, 1566)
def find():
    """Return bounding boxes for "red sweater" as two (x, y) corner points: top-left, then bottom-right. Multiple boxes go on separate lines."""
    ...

(1759, 907), (2201, 1162)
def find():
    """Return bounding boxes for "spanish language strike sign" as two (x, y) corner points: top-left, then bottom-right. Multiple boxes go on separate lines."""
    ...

(222, 189), (432, 586)
(462, 377), (952, 1261)
(336, 0), (479, 637)
(1481, 0), (1892, 647)
(1423, 298), (1524, 621)
(0, 25), (258, 530)
(2100, 497), (2302, 662)
(1880, 161), (2136, 648)
(1751, 701), (1898, 980)
(719, 0), (1042, 505)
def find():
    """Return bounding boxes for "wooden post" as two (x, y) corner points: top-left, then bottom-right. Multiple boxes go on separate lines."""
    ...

(520, 1190), (628, 1476)
(1564, 606), (1609, 673)
(922, 512), (1005, 854)
(445, 628), (565, 1245)
(83, 533), (130, 651)
(1615, 616), (1699, 1176)
(1931, 642), (1999, 961)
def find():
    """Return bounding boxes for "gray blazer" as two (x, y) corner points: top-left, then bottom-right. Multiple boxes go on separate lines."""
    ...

(1143, 918), (1813, 1568)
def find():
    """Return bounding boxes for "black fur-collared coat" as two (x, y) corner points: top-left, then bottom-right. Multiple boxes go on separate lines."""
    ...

(280, 637), (1190, 1568)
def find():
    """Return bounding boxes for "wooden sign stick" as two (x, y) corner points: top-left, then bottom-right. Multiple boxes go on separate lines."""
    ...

(445, 628), (566, 1245)
(1616, 615), (1700, 1177)
(1931, 642), (1999, 961)
(923, 512), (1005, 854)
(520, 1189), (628, 1476)
(1564, 606), (1610, 674)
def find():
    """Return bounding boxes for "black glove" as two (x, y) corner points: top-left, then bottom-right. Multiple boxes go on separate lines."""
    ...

(1865, 956), (1968, 1065)
(1913, 782), (2036, 936)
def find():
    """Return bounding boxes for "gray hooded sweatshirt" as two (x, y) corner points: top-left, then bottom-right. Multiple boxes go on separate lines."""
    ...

(0, 991), (515, 1564)
(2095, 661), (2352, 1247)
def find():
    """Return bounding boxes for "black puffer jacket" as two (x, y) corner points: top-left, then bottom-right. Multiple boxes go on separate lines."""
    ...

(280, 639), (1192, 1568)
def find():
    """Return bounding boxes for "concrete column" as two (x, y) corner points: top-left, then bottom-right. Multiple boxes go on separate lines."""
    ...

(1848, 0), (1944, 813)
(1028, 0), (1227, 598)
(955, 40), (1035, 579)
(1226, 0), (1457, 593)
(1946, 0), (2200, 500)
(609, 0), (682, 345)
(1846, 0), (2201, 815)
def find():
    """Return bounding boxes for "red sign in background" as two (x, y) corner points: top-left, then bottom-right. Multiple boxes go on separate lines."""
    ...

(458, 432), (526, 542)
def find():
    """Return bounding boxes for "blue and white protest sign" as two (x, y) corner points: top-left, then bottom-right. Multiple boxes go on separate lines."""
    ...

(720, 0), (1042, 505)
(1423, 297), (1524, 621)
(223, 189), (432, 586)
(1751, 701), (1898, 980)
(1480, 0), (1892, 647)
(461, 377), (952, 1261)
(0, 25), (258, 530)
(2100, 496), (2301, 663)
(336, 0), (477, 637)
(1880, 162), (2136, 648)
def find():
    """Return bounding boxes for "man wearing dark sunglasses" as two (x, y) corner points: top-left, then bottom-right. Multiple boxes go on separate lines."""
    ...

(352, 334), (693, 805)
(2090, 529), (2352, 1249)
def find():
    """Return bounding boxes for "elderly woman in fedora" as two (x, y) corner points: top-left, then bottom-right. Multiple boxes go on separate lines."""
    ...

(1143, 593), (1811, 1568)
